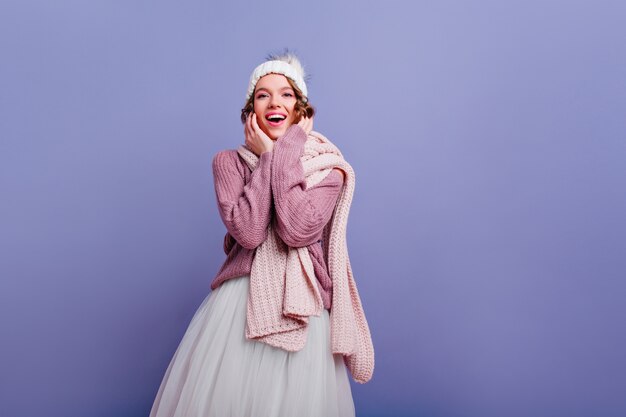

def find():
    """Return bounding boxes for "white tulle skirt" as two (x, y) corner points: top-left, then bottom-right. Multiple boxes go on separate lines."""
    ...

(149, 274), (355, 417)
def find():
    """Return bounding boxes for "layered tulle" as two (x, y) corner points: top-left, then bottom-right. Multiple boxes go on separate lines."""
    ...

(149, 275), (355, 417)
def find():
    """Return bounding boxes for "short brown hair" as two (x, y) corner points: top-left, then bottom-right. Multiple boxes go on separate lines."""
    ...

(240, 76), (315, 124)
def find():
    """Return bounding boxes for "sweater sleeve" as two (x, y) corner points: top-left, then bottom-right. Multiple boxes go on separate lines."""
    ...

(271, 125), (345, 248)
(212, 149), (273, 249)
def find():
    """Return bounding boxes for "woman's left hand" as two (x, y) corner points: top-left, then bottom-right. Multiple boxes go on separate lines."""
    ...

(297, 115), (314, 135)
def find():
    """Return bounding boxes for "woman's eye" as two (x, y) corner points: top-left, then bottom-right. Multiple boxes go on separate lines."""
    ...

(283, 93), (293, 97)
(256, 93), (268, 99)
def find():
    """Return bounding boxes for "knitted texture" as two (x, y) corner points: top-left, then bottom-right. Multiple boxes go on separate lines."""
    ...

(246, 60), (308, 100)
(237, 126), (375, 383)
(211, 139), (341, 309)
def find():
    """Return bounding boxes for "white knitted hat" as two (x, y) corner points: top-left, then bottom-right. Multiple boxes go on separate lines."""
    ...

(246, 58), (308, 102)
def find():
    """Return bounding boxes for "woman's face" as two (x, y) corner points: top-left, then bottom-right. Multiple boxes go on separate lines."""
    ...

(253, 73), (298, 140)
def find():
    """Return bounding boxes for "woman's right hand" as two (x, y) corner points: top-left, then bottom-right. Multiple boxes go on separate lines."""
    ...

(244, 113), (274, 156)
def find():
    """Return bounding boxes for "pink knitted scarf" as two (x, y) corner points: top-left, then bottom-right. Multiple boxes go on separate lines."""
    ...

(236, 130), (374, 383)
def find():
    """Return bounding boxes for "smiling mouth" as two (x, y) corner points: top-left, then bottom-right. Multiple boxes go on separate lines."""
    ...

(265, 114), (287, 127)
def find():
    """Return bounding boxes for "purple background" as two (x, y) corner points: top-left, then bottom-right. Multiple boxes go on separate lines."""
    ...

(1, 1), (625, 416)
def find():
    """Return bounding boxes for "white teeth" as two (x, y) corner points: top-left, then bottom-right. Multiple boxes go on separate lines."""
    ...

(267, 114), (286, 121)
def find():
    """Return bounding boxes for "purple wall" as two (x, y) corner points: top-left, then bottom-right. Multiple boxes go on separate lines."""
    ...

(1, 1), (625, 416)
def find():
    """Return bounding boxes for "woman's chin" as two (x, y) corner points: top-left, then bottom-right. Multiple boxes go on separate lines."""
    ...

(266, 125), (292, 140)
(266, 130), (280, 140)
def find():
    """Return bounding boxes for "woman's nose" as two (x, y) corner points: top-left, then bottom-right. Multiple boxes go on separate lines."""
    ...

(269, 95), (281, 107)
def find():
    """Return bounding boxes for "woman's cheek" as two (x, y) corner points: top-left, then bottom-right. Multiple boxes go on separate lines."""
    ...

(258, 118), (273, 138)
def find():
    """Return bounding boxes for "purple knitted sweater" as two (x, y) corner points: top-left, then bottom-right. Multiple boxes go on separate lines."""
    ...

(210, 125), (345, 309)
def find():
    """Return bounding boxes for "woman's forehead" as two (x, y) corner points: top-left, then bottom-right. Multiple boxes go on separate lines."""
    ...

(255, 73), (293, 90)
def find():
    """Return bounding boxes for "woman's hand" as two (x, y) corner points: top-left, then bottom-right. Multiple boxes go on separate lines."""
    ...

(245, 113), (274, 156)
(297, 115), (314, 135)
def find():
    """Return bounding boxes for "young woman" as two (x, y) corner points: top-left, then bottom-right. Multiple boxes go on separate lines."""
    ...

(149, 52), (373, 417)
